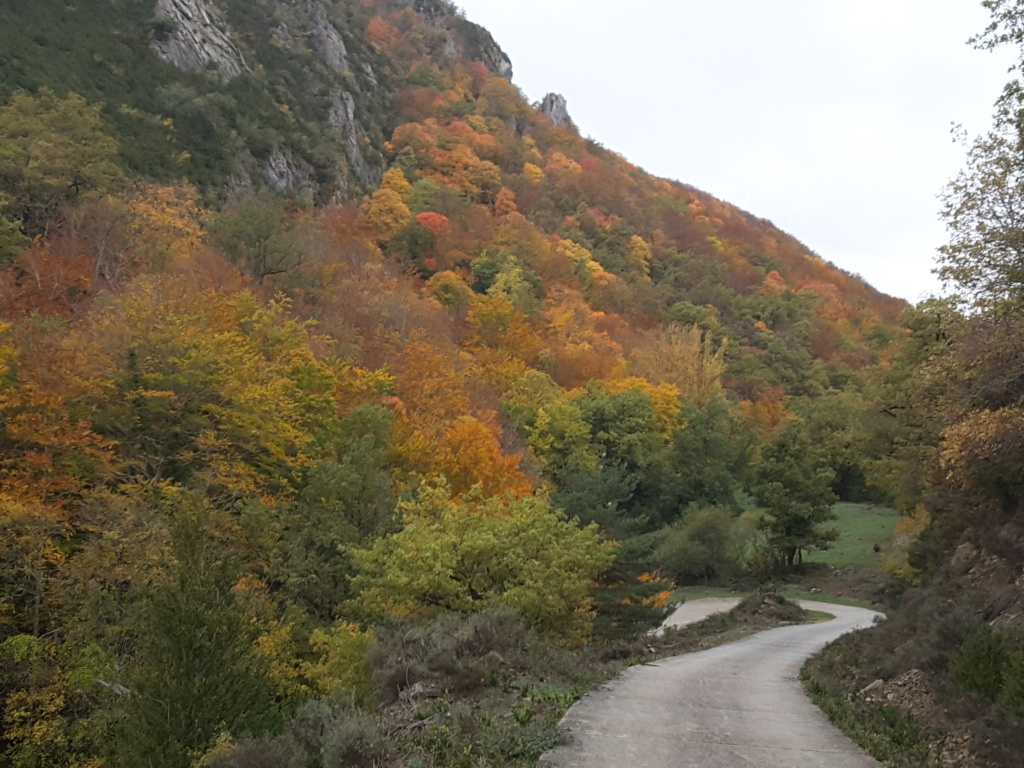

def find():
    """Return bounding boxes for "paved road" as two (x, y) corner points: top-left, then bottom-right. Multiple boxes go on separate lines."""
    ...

(540, 600), (883, 768)
(657, 597), (741, 633)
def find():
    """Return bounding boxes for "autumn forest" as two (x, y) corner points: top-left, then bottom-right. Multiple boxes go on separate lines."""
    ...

(0, 1), (1022, 766)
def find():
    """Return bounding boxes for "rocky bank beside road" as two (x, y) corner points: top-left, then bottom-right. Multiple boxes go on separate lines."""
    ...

(541, 600), (884, 768)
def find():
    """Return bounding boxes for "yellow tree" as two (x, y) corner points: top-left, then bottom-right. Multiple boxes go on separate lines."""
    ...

(74, 279), (332, 503)
(362, 187), (411, 243)
(629, 323), (726, 406)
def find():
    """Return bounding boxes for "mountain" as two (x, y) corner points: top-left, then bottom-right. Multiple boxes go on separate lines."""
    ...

(0, 2), (921, 766)
(0, 0), (905, 405)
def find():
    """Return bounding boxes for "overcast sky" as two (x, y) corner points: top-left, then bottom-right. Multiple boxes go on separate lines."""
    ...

(454, 0), (1016, 303)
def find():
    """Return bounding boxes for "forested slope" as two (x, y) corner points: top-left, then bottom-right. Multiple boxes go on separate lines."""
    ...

(0, 2), (916, 766)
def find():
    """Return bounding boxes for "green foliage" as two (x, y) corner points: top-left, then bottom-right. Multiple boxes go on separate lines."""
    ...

(950, 625), (1009, 701)
(0, 88), (123, 231)
(0, 212), (26, 266)
(588, 535), (672, 643)
(351, 485), (616, 640)
(669, 397), (751, 511)
(107, 494), (283, 768)
(657, 506), (750, 585)
(257, 404), (397, 619)
(750, 418), (838, 567)
(209, 192), (307, 282)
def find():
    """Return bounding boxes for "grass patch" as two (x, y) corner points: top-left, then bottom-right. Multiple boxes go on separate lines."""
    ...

(777, 584), (881, 611)
(805, 503), (901, 569)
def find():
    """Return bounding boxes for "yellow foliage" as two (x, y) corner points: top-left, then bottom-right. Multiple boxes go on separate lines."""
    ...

(882, 505), (931, 583)
(302, 622), (375, 701)
(363, 187), (411, 242)
(379, 166), (412, 198)
(523, 162), (544, 183)
(629, 324), (726, 406)
(352, 484), (616, 642)
(254, 621), (309, 699)
(120, 182), (204, 262)
(941, 404), (1024, 490)
(605, 376), (681, 436)
(626, 234), (652, 278)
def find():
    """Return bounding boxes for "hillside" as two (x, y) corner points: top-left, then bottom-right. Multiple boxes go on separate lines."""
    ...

(0, 2), (920, 767)
(0, 0), (905, 404)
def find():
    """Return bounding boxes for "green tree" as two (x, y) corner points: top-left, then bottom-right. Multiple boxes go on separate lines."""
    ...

(108, 495), (282, 768)
(750, 418), (837, 567)
(0, 89), (122, 231)
(0, 211), (26, 266)
(668, 397), (752, 512)
(257, 404), (397, 620)
(351, 484), (615, 641)
(572, 384), (673, 526)
(209, 191), (306, 283)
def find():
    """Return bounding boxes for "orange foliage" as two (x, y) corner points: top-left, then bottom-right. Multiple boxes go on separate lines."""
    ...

(393, 342), (471, 429)
(739, 386), (789, 436)
(366, 15), (400, 50)
(0, 239), (94, 319)
(431, 416), (532, 497)
(415, 211), (449, 237)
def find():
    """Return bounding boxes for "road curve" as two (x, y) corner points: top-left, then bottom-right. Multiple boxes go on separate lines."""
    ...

(540, 601), (883, 768)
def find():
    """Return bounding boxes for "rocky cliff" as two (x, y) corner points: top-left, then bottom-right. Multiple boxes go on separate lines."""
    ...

(151, 0), (250, 81)
(136, 0), (516, 198)
(541, 93), (572, 127)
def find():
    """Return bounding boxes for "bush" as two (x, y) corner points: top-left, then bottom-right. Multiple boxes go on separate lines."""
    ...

(657, 506), (750, 584)
(208, 695), (389, 768)
(370, 607), (531, 704)
(950, 625), (1009, 700)
(1002, 643), (1024, 715)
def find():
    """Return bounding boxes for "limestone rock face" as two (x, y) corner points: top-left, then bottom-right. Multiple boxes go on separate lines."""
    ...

(404, 0), (512, 80)
(302, 0), (351, 74)
(151, 0), (249, 82)
(329, 90), (377, 189)
(477, 39), (513, 81)
(264, 147), (316, 198)
(541, 93), (572, 127)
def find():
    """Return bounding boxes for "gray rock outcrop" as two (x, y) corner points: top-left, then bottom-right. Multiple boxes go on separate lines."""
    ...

(329, 90), (376, 188)
(150, 0), (249, 82)
(303, 0), (351, 74)
(264, 147), (316, 198)
(541, 93), (572, 127)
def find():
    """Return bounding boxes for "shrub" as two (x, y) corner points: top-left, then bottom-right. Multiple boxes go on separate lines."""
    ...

(950, 625), (1009, 701)
(369, 607), (531, 705)
(1002, 642), (1024, 715)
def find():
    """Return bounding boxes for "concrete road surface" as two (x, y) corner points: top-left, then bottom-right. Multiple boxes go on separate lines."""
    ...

(540, 600), (883, 768)
(657, 597), (742, 633)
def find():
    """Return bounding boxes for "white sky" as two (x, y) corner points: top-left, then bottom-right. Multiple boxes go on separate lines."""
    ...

(454, 0), (1017, 303)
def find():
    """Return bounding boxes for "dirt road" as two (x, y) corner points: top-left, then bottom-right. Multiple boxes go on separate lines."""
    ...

(540, 600), (883, 767)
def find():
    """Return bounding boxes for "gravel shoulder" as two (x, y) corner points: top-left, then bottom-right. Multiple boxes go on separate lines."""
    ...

(541, 599), (884, 768)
